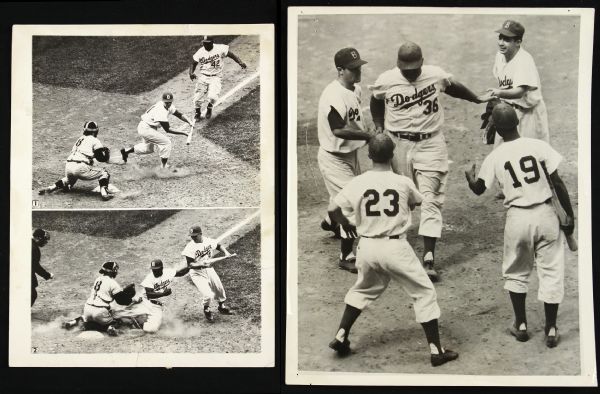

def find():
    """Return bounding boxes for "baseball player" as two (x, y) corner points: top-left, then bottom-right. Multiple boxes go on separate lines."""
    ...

(38, 121), (114, 201)
(31, 228), (53, 306)
(318, 47), (373, 273)
(369, 41), (490, 281)
(189, 36), (247, 120)
(327, 134), (458, 367)
(465, 103), (574, 348)
(120, 92), (192, 169)
(181, 225), (234, 323)
(63, 261), (142, 336)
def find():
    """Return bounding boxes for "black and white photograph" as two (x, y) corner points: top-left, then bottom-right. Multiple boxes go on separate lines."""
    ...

(286, 7), (595, 386)
(10, 24), (274, 368)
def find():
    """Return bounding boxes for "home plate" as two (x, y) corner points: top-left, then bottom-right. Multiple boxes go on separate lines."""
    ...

(92, 184), (121, 193)
(76, 330), (104, 340)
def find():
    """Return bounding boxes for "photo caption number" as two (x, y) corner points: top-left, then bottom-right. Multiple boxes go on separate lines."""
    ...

(504, 155), (541, 188)
(364, 189), (400, 217)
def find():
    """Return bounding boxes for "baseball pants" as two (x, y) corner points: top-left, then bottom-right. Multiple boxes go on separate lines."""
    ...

(83, 304), (115, 326)
(503, 202), (565, 303)
(194, 74), (222, 109)
(495, 101), (550, 145)
(345, 237), (441, 323)
(190, 268), (227, 307)
(317, 147), (361, 203)
(111, 299), (160, 333)
(63, 162), (109, 187)
(387, 131), (448, 238)
(134, 121), (172, 159)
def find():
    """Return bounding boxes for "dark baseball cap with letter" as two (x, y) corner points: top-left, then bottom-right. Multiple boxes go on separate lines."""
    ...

(33, 228), (50, 240)
(189, 225), (202, 236)
(397, 42), (423, 70)
(495, 20), (525, 39)
(151, 259), (163, 270)
(162, 92), (174, 102)
(334, 47), (367, 69)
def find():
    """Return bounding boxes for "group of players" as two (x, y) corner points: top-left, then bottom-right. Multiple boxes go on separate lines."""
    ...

(317, 20), (575, 366)
(32, 224), (237, 336)
(38, 36), (247, 200)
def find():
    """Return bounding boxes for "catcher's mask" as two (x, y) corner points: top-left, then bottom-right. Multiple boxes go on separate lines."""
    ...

(83, 121), (99, 137)
(100, 261), (119, 277)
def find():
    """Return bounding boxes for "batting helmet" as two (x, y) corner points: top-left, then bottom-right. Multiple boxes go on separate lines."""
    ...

(83, 121), (99, 137)
(492, 103), (519, 132)
(99, 261), (119, 276)
(368, 133), (396, 164)
(150, 259), (163, 270)
(397, 42), (423, 70)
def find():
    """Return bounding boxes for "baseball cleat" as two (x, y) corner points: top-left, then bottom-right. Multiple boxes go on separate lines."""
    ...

(38, 186), (56, 195)
(204, 309), (215, 323)
(120, 148), (129, 163)
(545, 327), (560, 348)
(430, 349), (459, 367)
(329, 337), (351, 357)
(338, 253), (358, 274)
(62, 318), (81, 330)
(106, 325), (118, 337)
(100, 187), (114, 201)
(218, 305), (233, 315)
(206, 103), (213, 119)
(423, 253), (439, 282)
(509, 322), (529, 342)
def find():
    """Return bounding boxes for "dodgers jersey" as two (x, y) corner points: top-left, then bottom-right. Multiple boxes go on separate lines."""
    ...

(317, 80), (367, 153)
(192, 44), (229, 76)
(493, 47), (543, 109)
(369, 66), (452, 133)
(86, 275), (122, 307)
(334, 169), (423, 238)
(477, 137), (562, 208)
(182, 237), (218, 271)
(141, 268), (176, 299)
(67, 135), (103, 164)
(141, 101), (177, 127)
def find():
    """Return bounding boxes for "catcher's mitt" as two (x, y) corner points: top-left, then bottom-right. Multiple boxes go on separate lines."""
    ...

(123, 283), (136, 298)
(93, 147), (111, 162)
(480, 98), (502, 145)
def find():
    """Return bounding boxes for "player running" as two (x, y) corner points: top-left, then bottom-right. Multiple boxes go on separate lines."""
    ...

(189, 36), (247, 120)
(120, 92), (192, 169)
(465, 103), (574, 348)
(327, 133), (458, 367)
(369, 41), (491, 281)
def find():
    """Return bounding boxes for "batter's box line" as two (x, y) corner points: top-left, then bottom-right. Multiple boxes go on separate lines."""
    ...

(216, 210), (260, 244)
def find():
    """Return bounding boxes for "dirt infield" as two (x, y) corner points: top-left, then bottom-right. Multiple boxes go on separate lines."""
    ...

(32, 35), (261, 209)
(31, 209), (261, 354)
(295, 14), (581, 375)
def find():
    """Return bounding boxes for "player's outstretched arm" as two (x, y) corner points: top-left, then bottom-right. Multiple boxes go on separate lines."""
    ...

(445, 79), (489, 104)
(175, 265), (191, 277)
(227, 51), (247, 69)
(189, 60), (198, 80)
(145, 287), (172, 299)
(160, 121), (188, 136)
(550, 170), (575, 234)
(465, 163), (487, 195)
(329, 106), (372, 141)
(370, 95), (385, 132)
(487, 86), (527, 100)
(173, 110), (193, 126)
(327, 202), (357, 239)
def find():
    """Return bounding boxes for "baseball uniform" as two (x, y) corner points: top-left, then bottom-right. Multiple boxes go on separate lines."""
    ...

(31, 238), (51, 306)
(60, 135), (110, 187)
(317, 80), (367, 202)
(191, 43), (229, 112)
(477, 137), (564, 303)
(82, 275), (123, 326)
(134, 101), (177, 159)
(138, 268), (177, 332)
(369, 65), (452, 238)
(182, 237), (227, 307)
(493, 47), (549, 143)
(334, 169), (441, 322)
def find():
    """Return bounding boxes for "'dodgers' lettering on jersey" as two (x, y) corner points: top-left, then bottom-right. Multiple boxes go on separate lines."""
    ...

(386, 84), (437, 109)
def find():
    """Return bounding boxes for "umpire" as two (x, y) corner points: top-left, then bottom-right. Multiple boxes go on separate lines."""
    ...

(31, 228), (53, 306)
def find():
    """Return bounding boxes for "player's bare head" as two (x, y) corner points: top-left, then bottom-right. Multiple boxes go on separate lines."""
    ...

(151, 259), (164, 277)
(162, 92), (174, 108)
(189, 225), (203, 242)
(334, 47), (367, 84)
(99, 261), (119, 278)
(368, 133), (396, 164)
(82, 121), (99, 137)
(33, 228), (50, 247)
(397, 42), (423, 81)
(202, 35), (214, 51)
(492, 103), (520, 137)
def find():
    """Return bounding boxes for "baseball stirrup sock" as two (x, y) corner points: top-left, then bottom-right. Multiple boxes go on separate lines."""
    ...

(509, 291), (527, 327)
(421, 319), (443, 354)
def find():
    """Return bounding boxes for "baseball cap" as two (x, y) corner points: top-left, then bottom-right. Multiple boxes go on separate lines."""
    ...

(202, 35), (213, 43)
(162, 92), (174, 102)
(150, 259), (163, 270)
(492, 103), (520, 131)
(397, 42), (423, 70)
(334, 48), (367, 69)
(495, 20), (525, 39)
(189, 225), (202, 236)
(33, 228), (50, 240)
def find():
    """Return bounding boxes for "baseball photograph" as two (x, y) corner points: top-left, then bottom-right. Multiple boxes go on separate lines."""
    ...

(286, 7), (595, 386)
(25, 26), (271, 209)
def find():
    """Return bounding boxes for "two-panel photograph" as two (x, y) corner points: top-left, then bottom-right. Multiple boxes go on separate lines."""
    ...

(4, 2), (598, 393)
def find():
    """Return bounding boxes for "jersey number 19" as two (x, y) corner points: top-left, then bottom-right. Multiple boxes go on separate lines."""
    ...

(504, 155), (541, 188)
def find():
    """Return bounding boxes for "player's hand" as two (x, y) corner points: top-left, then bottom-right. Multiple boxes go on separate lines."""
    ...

(189, 74), (197, 81)
(561, 216), (575, 236)
(162, 288), (172, 297)
(486, 88), (502, 98)
(240, 62), (247, 69)
(374, 126), (384, 134)
(48, 273), (54, 280)
(464, 163), (477, 184)
(133, 296), (143, 304)
(340, 223), (358, 239)
(477, 91), (494, 103)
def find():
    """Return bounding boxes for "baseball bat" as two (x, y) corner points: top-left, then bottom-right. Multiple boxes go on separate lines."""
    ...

(205, 253), (237, 264)
(540, 162), (578, 252)
(186, 119), (196, 145)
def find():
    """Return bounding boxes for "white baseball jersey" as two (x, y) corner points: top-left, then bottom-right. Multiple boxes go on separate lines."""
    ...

(66, 135), (103, 164)
(369, 66), (452, 133)
(85, 275), (122, 307)
(192, 44), (229, 76)
(334, 170), (423, 238)
(141, 268), (176, 299)
(141, 101), (177, 127)
(182, 237), (219, 270)
(493, 47), (543, 109)
(317, 80), (367, 153)
(478, 137), (562, 208)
